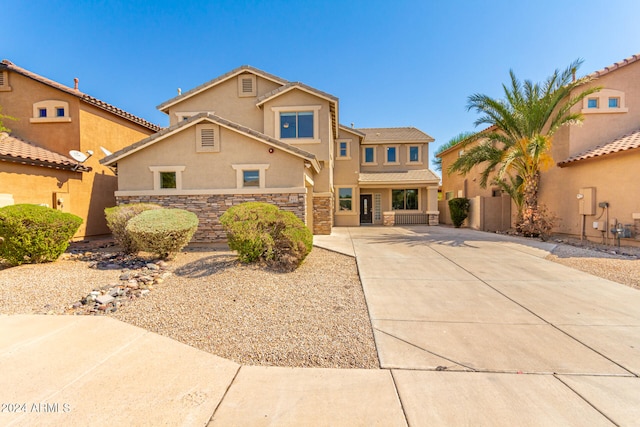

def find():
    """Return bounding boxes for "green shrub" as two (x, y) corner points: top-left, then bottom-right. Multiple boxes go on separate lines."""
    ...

(220, 202), (312, 271)
(0, 204), (82, 266)
(125, 208), (198, 259)
(105, 203), (162, 253)
(448, 197), (470, 228)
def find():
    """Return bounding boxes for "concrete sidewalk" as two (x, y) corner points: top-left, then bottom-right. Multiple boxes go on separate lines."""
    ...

(2, 226), (639, 426)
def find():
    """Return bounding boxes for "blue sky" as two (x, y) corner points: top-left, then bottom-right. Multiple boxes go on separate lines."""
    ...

(3, 0), (640, 171)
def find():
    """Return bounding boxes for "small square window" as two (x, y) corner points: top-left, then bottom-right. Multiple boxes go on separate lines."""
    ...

(608, 97), (619, 108)
(338, 141), (348, 158)
(39, 108), (47, 118)
(338, 188), (353, 211)
(56, 108), (65, 117)
(160, 172), (177, 189)
(409, 146), (420, 162)
(587, 98), (598, 108)
(364, 147), (375, 163)
(386, 147), (397, 163)
(243, 170), (260, 187)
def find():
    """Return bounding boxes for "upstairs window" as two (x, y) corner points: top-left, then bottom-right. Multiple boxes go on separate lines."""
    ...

(362, 146), (376, 164)
(280, 112), (313, 139)
(385, 146), (399, 164)
(408, 145), (422, 163)
(582, 89), (628, 114)
(30, 100), (71, 123)
(337, 140), (351, 159)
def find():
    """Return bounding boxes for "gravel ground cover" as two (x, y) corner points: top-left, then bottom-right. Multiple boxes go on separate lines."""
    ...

(0, 244), (380, 369)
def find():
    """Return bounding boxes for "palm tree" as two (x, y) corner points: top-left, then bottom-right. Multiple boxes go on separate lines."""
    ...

(448, 59), (600, 235)
(0, 105), (17, 133)
(433, 131), (476, 172)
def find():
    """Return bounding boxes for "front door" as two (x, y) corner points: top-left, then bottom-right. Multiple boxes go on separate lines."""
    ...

(360, 194), (372, 224)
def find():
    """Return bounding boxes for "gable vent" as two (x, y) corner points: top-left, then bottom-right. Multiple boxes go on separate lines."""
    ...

(200, 128), (215, 147)
(0, 72), (5, 86)
(242, 78), (253, 93)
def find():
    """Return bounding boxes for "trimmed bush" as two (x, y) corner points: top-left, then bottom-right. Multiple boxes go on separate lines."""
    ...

(125, 208), (198, 259)
(448, 197), (470, 228)
(105, 203), (162, 253)
(220, 202), (312, 271)
(0, 204), (82, 266)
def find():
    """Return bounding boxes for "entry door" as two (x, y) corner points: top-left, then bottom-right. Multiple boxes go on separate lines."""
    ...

(360, 194), (373, 224)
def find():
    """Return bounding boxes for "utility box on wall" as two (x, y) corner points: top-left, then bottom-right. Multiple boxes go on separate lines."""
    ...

(578, 187), (596, 215)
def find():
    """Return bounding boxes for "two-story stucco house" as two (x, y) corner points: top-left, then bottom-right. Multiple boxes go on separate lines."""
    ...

(438, 53), (640, 247)
(101, 66), (440, 241)
(0, 60), (160, 237)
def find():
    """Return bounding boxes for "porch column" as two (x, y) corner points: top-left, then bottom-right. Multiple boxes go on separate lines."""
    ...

(426, 185), (440, 225)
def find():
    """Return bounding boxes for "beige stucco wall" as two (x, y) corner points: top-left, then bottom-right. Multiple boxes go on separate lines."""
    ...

(116, 123), (307, 192)
(165, 74), (282, 130)
(438, 140), (497, 200)
(0, 163), (76, 207)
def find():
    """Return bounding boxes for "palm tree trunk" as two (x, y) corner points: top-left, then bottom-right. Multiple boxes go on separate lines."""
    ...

(519, 171), (540, 236)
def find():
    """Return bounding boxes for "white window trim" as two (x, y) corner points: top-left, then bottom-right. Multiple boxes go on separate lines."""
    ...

(361, 146), (377, 165)
(238, 74), (257, 97)
(582, 88), (628, 114)
(149, 166), (186, 191)
(337, 139), (351, 160)
(384, 145), (400, 165)
(335, 186), (356, 215)
(30, 100), (71, 123)
(232, 164), (269, 189)
(272, 105), (322, 144)
(406, 145), (423, 164)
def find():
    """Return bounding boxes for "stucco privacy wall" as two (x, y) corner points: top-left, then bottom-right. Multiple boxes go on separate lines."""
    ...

(117, 193), (306, 242)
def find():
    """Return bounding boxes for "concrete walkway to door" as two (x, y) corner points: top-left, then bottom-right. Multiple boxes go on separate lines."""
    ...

(316, 226), (640, 425)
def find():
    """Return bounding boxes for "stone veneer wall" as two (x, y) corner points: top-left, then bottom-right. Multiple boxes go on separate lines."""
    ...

(116, 193), (305, 243)
(312, 194), (333, 235)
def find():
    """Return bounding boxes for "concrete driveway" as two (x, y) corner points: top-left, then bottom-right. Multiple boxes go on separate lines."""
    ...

(2, 226), (639, 426)
(317, 226), (640, 425)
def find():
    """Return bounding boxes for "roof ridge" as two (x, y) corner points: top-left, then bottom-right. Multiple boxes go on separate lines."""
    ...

(1, 59), (160, 132)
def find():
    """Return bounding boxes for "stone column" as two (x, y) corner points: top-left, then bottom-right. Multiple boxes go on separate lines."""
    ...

(312, 192), (333, 235)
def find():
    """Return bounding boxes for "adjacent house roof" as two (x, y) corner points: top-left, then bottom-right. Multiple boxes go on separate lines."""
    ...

(0, 60), (160, 132)
(0, 132), (90, 172)
(101, 112), (320, 172)
(339, 124), (366, 137)
(157, 65), (288, 113)
(358, 127), (434, 144)
(359, 169), (439, 185)
(558, 128), (640, 167)
(587, 53), (640, 79)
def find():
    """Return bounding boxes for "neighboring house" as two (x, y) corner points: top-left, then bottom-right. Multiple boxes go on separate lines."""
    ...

(101, 66), (440, 241)
(0, 60), (160, 237)
(438, 53), (640, 246)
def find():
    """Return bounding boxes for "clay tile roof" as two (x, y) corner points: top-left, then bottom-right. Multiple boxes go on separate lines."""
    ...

(357, 127), (434, 144)
(587, 53), (640, 79)
(359, 169), (439, 184)
(0, 59), (160, 132)
(558, 128), (640, 167)
(0, 132), (90, 172)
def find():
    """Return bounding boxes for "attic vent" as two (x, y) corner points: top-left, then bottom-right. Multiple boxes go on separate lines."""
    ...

(237, 74), (257, 97)
(242, 78), (253, 93)
(201, 128), (215, 147)
(195, 124), (220, 153)
(0, 72), (5, 86)
(0, 71), (9, 91)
